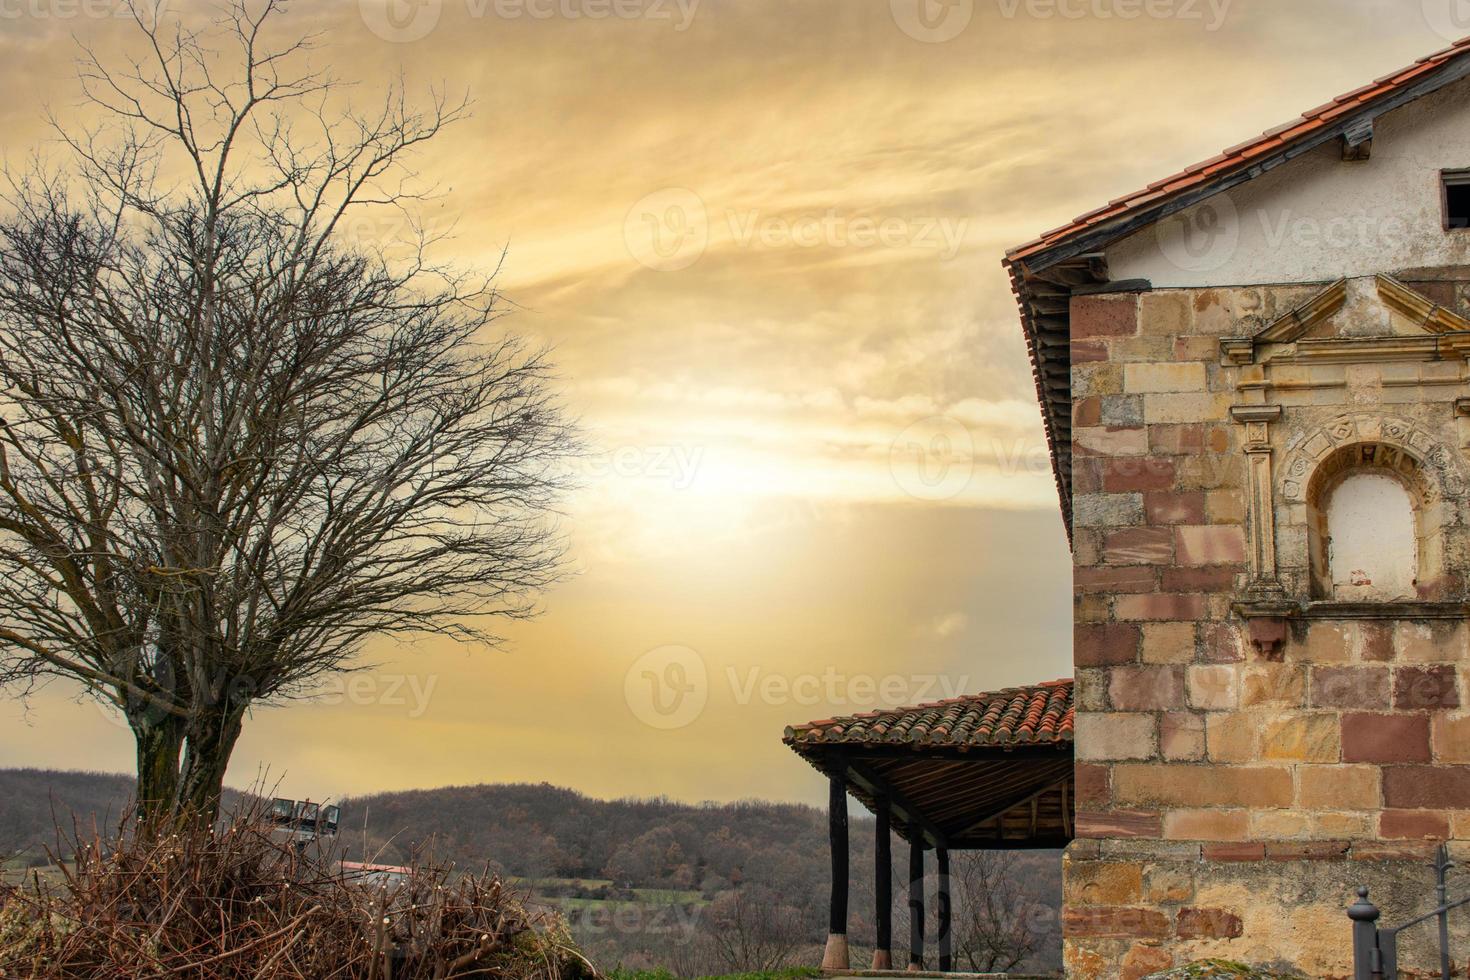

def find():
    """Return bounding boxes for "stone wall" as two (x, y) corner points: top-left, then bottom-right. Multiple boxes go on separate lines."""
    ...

(1066, 278), (1470, 978)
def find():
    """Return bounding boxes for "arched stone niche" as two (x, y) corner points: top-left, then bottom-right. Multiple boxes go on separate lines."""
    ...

(1281, 415), (1467, 602)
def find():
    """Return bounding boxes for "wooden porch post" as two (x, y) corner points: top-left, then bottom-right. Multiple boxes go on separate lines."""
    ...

(936, 847), (952, 972)
(822, 773), (850, 970)
(873, 797), (892, 970)
(907, 838), (924, 972)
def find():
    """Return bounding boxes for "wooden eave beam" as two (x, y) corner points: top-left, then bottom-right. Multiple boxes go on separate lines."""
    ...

(838, 756), (950, 850)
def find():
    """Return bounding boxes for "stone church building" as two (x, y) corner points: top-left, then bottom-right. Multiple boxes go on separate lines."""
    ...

(787, 34), (1470, 980)
(1004, 32), (1470, 979)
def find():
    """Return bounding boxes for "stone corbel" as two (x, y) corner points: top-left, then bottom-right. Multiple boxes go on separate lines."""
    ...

(1456, 398), (1470, 450)
(1230, 404), (1292, 657)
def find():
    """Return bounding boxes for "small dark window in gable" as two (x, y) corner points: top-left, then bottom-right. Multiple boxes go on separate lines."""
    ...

(1444, 170), (1470, 229)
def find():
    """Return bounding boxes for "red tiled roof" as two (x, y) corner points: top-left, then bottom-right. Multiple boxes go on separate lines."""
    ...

(1006, 35), (1470, 265)
(1002, 36), (1470, 542)
(782, 679), (1073, 750)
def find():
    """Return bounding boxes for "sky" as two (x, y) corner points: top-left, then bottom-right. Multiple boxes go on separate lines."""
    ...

(0, 0), (1463, 807)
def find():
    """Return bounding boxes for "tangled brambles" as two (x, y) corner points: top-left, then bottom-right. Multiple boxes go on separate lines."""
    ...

(0, 813), (599, 979)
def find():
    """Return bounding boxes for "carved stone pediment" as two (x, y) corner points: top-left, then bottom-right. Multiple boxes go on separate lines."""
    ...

(1221, 275), (1470, 366)
(1222, 275), (1470, 654)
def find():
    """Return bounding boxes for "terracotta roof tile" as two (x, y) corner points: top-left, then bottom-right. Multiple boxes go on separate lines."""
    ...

(1002, 36), (1470, 539)
(782, 679), (1073, 751)
(1004, 34), (1470, 265)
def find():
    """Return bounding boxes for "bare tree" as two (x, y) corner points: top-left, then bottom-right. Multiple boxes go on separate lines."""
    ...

(0, 1), (575, 826)
(948, 850), (1041, 973)
(701, 883), (816, 973)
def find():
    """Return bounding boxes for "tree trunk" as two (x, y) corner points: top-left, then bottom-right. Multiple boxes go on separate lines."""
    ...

(176, 704), (247, 826)
(130, 713), (186, 827)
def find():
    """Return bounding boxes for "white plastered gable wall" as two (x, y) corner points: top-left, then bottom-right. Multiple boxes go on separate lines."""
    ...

(1105, 73), (1470, 288)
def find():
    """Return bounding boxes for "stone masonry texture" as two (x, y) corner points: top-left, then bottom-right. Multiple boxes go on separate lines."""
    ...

(1066, 281), (1470, 978)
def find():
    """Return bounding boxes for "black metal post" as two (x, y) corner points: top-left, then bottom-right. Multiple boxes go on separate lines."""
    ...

(909, 839), (925, 971)
(1349, 887), (1384, 980)
(936, 846), (952, 972)
(822, 774), (850, 970)
(874, 797), (892, 970)
(1436, 845), (1453, 980)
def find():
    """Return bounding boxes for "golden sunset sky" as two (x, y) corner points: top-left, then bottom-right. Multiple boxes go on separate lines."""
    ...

(0, 0), (1460, 806)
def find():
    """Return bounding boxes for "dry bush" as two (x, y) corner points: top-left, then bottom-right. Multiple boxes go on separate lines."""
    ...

(0, 813), (598, 979)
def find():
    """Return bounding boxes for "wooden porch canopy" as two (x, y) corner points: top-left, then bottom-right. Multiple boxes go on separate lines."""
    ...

(783, 680), (1074, 973)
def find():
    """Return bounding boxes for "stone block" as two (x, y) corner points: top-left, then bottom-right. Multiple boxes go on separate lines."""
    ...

(1075, 565), (1157, 594)
(1066, 861), (1144, 905)
(1379, 809), (1451, 840)
(1144, 392), (1231, 425)
(1075, 809), (1163, 839)
(1313, 811), (1373, 839)
(1301, 622), (1354, 664)
(1144, 491), (1206, 525)
(1384, 766), (1470, 808)
(1205, 713), (1257, 763)
(1063, 906), (1171, 940)
(1076, 762), (1110, 805)
(1143, 864), (1195, 904)
(1076, 712), (1158, 761)
(1104, 527), (1175, 564)
(1147, 423), (1204, 454)
(1433, 713), (1470, 763)
(1074, 492), (1145, 527)
(1160, 712), (1206, 761)
(1102, 457), (1177, 492)
(1260, 713), (1341, 763)
(1310, 666), (1390, 710)
(1111, 764), (1294, 808)
(1342, 712), (1431, 763)
(1138, 290), (1192, 336)
(1298, 765), (1380, 809)
(1141, 622), (1195, 664)
(1074, 426), (1149, 457)
(1242, 664), (1307, 708)
(1110, 666), (1187, 711)
(1188, 664), (1239, 710)
(1100, 394), (1145, 426)
(1121, 944), (1173, 980)
(1162, 564), (1240, 593)
(1201, 842), (1264, 861)
(1125, 362), (1207, 394)
(1163, 808), (1249, 841)
(1175, 525), (1247, 565)
(1076, 623), (1141, 667)
(1116, 593), (1208, 622)
(1394, 665), (1460, 709)
(1073, 293), (1139, 338)
(1250, 808), (1312, 839)
(1175, 907), (1244, 940)
(1359, 622), (1396, 662)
